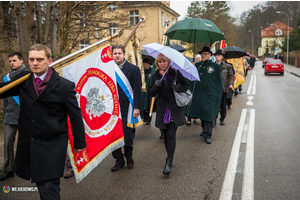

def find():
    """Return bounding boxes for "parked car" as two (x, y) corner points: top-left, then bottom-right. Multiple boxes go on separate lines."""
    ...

(262, 57), (273, 68)
(264, 59), (284, 75)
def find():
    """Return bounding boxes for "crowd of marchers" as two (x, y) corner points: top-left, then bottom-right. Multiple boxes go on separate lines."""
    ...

(0, 43), (255, 199)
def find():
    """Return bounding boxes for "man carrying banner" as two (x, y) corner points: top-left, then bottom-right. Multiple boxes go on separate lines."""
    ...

(111, 44), (142, 171)
(0, 44), (86, 199)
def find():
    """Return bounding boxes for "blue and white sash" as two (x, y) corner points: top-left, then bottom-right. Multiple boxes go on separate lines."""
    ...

(114, 65), (143, 128)
(3, 74), (20, 106)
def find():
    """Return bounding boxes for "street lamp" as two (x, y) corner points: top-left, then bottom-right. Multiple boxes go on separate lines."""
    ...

(276, 11), (289, 64)
(248, 30), (253, 55)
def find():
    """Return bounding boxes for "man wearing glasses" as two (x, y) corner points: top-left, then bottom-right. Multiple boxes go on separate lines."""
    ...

(186, 46), (223, 144)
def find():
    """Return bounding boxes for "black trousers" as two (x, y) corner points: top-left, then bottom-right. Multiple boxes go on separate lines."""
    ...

(227, 98), (232, 107)
(216, 92), (227, 121)
(36, 178), (60, 200)
(162, 122), (177, 159)
(112, 146), (133, 164)
(201, 120), (213, 139)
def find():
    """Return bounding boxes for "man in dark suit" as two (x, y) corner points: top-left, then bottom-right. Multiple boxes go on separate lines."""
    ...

(0, 44), (86, 199)
(111, 44), (142, 171)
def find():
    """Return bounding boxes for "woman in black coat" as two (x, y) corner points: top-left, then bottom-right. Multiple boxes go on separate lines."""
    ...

(148, 53), (189, 176)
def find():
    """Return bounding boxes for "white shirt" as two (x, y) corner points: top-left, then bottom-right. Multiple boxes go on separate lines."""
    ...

(33, 68), (49, 81)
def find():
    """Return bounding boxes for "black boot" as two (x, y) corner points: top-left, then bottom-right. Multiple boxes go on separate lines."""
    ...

(163, 158), (173, 175)
(159, 129), (164, 139)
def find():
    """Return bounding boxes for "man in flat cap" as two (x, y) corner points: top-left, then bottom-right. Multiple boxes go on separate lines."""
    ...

(186, 46), (223, 144)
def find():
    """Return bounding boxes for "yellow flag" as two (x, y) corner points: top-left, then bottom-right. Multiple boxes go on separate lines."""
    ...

(124, 33), (146, 92)
(125, 38), (136, 65)
(227, 57), (245, 89)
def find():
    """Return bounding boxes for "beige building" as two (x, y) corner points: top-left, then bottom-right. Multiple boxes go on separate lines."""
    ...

(77, 1), (180, 50)
(258, 21), (293, 56)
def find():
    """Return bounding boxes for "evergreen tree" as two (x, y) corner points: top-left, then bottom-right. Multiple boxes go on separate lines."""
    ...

(281, 18), (300, 52)
(185, 1), (237, 54)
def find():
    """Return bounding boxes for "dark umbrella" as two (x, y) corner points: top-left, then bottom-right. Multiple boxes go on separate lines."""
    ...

(141, 49), (155, 63)
(221, 46), (248, 59)
(164, 18), (225, 57)
(170, 43), (186, 53)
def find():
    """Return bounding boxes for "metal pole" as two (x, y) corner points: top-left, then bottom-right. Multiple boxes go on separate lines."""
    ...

(277, 11), (289, 64)
(248, 30), (253, 55)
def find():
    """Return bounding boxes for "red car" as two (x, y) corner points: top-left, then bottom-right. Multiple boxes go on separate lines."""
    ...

(264, 59), (284, 75)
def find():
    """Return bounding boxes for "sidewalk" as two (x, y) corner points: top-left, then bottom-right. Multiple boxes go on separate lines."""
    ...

(284, 63), (300, 77)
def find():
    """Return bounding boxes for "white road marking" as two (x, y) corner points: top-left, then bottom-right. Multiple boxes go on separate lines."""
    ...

(219, 109), (247, 200)
(247, 72), (256, 95)
(247, 96), (254, 106)
(247, 75), (253, 95)
(242, 109), (255, 200)
(252, 75), (256, 95)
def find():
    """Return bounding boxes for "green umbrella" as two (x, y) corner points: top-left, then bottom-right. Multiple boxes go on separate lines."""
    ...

(164, 18), (225, 57)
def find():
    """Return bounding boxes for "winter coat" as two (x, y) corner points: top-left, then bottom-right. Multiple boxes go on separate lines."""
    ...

(186, 60), (223, 122)
(220, 61), (234, 93)
(0, 69), (86, 183)
(148, 67), (189, 129)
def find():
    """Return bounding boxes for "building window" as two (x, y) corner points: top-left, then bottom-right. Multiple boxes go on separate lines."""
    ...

(129, 10), (139, 26)
(109, 3), (116, 11)
(79, 13), (88, 28)
(275, 29), (282, 36)
(161, 12), (164, 27)
(109, 23), (117, 35)
(172, 18), (175, 25)
(80, 39), (89, 49)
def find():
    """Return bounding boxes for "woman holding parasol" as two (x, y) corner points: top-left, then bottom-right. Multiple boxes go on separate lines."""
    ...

(148, 53), (189, 176)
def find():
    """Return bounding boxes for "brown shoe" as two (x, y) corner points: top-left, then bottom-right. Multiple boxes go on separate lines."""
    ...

(126, 158), (134, 169)
(63, 171), (74, 178)
(111, 163), (125, 171)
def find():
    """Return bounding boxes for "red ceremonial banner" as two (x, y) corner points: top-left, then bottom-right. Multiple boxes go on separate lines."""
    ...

(57, 45), (124, 182)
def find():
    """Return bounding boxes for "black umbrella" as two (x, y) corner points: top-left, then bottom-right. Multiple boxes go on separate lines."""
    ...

(141, 50), (155, 63)
(170, 43), (186, 53)
(221, 46), (248, 59)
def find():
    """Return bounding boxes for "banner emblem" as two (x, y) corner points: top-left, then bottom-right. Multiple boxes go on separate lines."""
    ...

(76, 68), (120, 137)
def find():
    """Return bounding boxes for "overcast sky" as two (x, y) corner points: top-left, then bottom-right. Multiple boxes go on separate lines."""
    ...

(170, 1), (262, 20)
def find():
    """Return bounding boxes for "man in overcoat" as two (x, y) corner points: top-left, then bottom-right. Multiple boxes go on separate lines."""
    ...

(0, 44), (86, 199)
(111, 44), (142, 171)
(186, 46), (223, 144)
(214, 49), (234, 125)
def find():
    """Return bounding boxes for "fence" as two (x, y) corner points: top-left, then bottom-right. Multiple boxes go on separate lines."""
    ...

(282, 50), (300, 68)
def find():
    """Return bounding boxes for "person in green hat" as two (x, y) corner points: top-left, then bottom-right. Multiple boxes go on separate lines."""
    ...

(186, 46), (223, 144)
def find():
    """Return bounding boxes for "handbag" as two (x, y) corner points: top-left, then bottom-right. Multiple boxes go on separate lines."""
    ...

(173, 70), (193, 107)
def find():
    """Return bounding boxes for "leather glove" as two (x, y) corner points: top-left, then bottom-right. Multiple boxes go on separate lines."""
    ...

(155, 80), (163, 87)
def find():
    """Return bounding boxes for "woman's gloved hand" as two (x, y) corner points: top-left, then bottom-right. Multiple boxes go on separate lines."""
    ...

(155, 80), (163, 87)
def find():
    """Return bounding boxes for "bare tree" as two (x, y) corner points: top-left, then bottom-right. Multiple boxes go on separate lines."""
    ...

(14, 1), (29, 67)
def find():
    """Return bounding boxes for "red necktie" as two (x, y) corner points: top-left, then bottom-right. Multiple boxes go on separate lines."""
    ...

(36, 78), (42, 86)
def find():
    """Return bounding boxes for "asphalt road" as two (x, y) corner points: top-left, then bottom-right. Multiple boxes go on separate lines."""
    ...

(1, 61), (300, 200)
